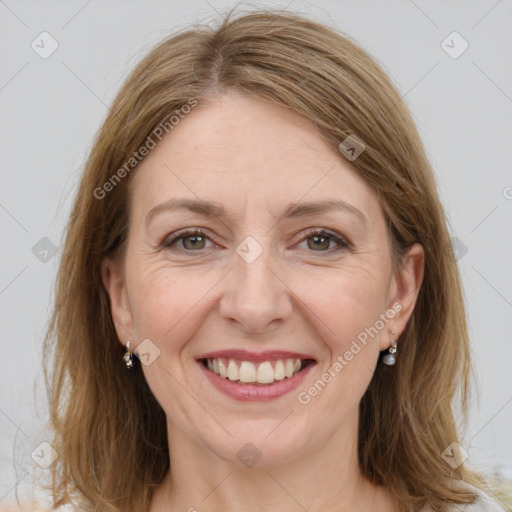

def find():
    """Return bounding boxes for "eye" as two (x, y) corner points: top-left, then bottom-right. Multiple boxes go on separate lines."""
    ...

(296, 228), (350, 252)
(161, 227), (351, 254)
(161, 228), (214, 251)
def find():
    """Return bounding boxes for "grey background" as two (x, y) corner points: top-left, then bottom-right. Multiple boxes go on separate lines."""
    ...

(1, 0), (511, 503)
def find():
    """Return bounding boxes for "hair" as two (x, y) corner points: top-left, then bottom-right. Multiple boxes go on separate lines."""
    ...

(43, 7), (486, 512)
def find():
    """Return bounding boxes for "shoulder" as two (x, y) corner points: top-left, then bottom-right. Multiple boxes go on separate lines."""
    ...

(452, 484), (507, 512)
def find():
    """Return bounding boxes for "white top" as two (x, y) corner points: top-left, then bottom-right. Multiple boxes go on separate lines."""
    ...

(454, 484), (507, 511)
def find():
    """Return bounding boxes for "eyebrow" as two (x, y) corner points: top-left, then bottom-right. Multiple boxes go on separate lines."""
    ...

(145, 198), (368, 227)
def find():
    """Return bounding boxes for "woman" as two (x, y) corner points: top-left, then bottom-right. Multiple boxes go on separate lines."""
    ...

(36, 8), (505, 512)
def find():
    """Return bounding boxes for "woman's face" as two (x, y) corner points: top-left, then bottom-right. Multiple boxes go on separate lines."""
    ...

(103, 89), (423, 467)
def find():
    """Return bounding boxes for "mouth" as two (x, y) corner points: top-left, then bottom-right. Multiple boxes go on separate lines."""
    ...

(198, 356), (316, 385)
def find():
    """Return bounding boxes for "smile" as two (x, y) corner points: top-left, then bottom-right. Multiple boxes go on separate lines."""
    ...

(196, 350), (317, 401)
(201, 357), (315, 385)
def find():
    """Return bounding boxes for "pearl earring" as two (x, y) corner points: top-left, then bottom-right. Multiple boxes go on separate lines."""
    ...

(123, 341), (134, 369)
(383, 331), (398, 366)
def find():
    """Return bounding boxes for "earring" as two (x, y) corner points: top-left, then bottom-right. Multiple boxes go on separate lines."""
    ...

(123, 341), (134, 369)
(383, 331), (398, 366)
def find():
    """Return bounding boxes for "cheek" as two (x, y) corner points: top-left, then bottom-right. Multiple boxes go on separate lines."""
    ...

(296, 271), (386, 406)
(127, 260), (203, 344)
(291, 260), (389, 341)
(126, 259), (235, 364)
(289, 261), (388, 396)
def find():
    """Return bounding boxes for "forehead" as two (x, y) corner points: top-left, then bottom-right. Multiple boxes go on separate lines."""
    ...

(131, 90), (380, 223)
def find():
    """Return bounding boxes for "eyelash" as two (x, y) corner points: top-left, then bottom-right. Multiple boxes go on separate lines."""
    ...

(161, 227), (351, 254)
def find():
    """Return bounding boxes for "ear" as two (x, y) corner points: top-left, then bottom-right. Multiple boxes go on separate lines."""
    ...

(101, 257), (134, 347)
(381, 243), (425, 350)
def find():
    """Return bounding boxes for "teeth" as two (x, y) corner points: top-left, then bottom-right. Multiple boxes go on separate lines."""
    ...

(239, 361), (256, 382)
(256, 361), (274, 384)
(274, 360), (285, 380)
(218, 359), (227, 378)
(284, 359), (295, 378)
(227, 359), (239, 381)
(205, 357), (307, 384)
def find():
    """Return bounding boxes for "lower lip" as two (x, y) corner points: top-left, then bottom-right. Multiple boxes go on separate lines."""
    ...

(197, 360), (316, 402)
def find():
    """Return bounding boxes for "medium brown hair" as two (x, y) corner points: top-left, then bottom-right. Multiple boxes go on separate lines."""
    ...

(43, 7), (484, 511)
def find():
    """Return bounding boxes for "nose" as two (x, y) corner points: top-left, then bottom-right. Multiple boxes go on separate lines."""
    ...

(219, 240), (293, 333)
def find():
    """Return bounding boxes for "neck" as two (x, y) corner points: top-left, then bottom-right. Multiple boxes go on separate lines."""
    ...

(150, 412), (394, 512)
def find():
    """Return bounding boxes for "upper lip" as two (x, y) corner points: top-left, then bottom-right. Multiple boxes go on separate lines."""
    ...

(196, 349), (316, 363)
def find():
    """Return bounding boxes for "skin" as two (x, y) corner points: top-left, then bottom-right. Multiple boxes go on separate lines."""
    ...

(102, 89), (424, 512)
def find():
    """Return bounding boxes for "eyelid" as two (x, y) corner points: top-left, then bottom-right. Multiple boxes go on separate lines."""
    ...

(161, 227), (215, 248)
(294, 227), (352, 250)
(161, 226), (352, 252)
